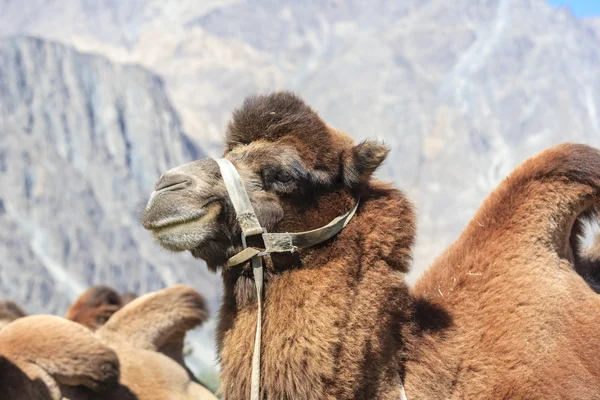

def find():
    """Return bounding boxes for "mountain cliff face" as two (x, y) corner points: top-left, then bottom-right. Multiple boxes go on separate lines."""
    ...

(0, 36), (218, 373)
(1, 0), (599, 281)
(0, 0), (599, 387)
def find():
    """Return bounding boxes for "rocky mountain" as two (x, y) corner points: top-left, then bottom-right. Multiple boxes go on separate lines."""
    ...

(0, 36), (219, 377)
(2, 0), (600, 283)
(0, 0), (599, 388)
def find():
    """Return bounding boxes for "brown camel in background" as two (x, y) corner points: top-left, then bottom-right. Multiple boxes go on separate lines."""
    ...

(406, 143), (600, 399)
(65, 284), (203, 362)
(65, 285), (126, 331)
(0, 285), (216, 400)
(143, 91), (415, 399)
(65, 285), (139, 331)
(0, 314), (121, 400)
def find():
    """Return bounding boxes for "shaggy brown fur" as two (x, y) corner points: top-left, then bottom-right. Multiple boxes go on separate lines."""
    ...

(143, 92), (600, 398)
(406, 143), (600, 399)
(69, 284), (216, 400)
(65, 285), (138, 331)
(142, 92), (416, 399)
(0, 286), (216, 400)
(0, 300), (27, 330)
(96, 284), (207, 371)
(0, 315), (120, 399)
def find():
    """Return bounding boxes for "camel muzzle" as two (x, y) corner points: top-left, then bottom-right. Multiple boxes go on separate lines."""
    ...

(141, 159), (222, 232)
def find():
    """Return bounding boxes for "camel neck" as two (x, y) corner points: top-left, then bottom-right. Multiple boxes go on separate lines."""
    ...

(216, 182), (417, 399)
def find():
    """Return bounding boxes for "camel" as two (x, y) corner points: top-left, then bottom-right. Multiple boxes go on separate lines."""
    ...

(93, 284), (208, 386)
(65, 286), (200, 360)
(142, 90), (600, 399)
(0, 314), (121, 400)
(404, 143), (600, 399)
(142, 91), (416, 399)
(0, 285), (217, 400)
(0, 300), (27, 330)
(65, 285), (138, 331)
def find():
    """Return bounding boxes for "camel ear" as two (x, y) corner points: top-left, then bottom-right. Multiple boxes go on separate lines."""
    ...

(96, 285), (207, 355)
(342, 140), (389, 187)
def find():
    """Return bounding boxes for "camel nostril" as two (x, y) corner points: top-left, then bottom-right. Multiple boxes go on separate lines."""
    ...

(155, 174), (192, 192)
(156, 180), (189, 192)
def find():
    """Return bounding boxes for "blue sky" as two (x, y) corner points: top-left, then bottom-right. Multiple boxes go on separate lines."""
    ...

(547, 0), (600, 16)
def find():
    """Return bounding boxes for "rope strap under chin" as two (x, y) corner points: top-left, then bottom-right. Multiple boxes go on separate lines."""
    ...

(215, 158), (359, 400)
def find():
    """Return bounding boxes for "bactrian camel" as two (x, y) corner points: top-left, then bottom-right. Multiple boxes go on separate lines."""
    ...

(0, 314), (121, 400)
(142, 91), (416, 399)
(142, 91), (600, 399)
(65, 285), (198, 359)
(0, 285), (217, 400)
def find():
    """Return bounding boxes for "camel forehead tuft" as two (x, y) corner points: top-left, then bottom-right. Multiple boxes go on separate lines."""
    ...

(226, 91), (332, 150)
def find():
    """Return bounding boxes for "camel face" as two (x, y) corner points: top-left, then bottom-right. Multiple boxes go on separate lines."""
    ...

(142, 92), (389, 269)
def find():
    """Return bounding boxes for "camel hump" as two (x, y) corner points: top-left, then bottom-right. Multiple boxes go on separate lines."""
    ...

(472, 143), (600, 260)
(96, 285), (208, 352)
(508, 143), (600, 223)
(0, 315), (119, 391)
(513, 143), (600, 188)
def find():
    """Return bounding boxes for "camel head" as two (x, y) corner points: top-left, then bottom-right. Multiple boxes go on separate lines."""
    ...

(142, 91), (389, 270)
(65, 286), (125, 331)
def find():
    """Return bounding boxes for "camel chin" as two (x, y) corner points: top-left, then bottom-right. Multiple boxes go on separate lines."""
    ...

(151, 203), (221, 252)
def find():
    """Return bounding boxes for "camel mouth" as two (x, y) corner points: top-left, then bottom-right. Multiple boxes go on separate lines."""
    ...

(148, 202), (223, 252)
(144, 212), (207, 231)
(142, 197), (219, 230)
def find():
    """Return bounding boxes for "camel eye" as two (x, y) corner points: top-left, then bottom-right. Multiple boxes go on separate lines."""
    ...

(275, 170), (293, 183)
